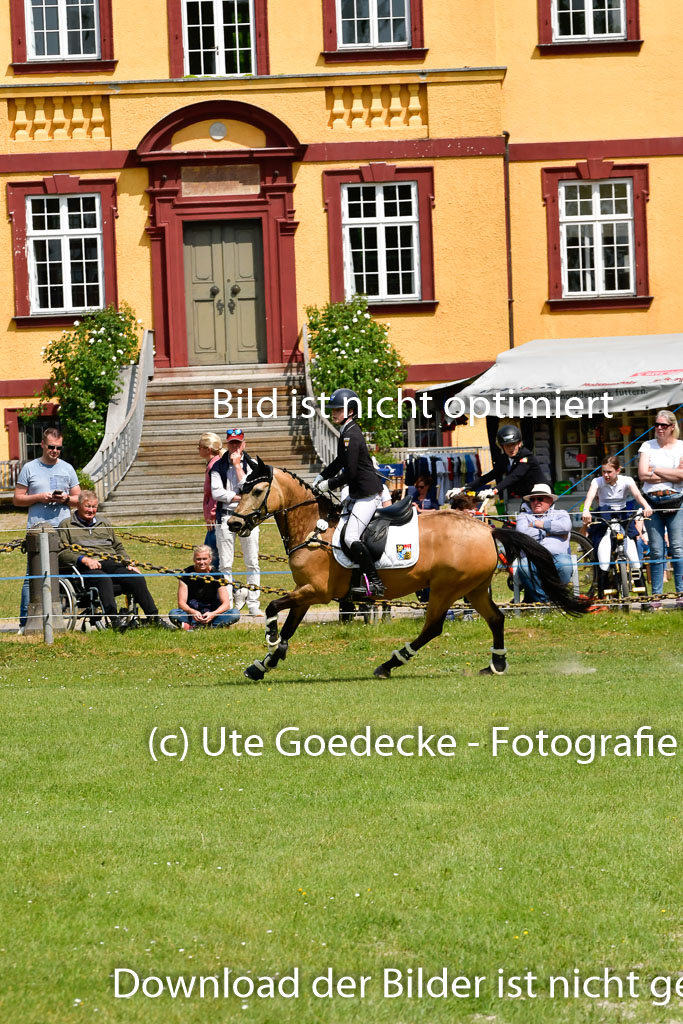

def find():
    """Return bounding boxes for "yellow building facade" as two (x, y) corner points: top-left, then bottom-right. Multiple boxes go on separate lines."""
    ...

(1, 0), (679, 466)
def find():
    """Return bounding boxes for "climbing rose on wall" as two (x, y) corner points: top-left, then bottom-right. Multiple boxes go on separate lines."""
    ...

(306, 295), (407, 452)
(26, 303), (141, 467)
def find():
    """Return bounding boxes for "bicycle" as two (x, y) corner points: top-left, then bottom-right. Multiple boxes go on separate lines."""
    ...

(588, 509), (648, 610)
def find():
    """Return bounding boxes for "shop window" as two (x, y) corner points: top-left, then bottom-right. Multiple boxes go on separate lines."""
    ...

(323, 165), (436, 312)
(9, 0), (115, 71)
(167, 0), (269, 77)
(542, 163), (651, 310)
(7, 176), (118, 326)
(321, 0), (426, 62)
(537, 0), (641, 51)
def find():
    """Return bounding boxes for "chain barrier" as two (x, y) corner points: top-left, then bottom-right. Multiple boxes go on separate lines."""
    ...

(0, 538), (25, 554)
(61, 544), (287, 598)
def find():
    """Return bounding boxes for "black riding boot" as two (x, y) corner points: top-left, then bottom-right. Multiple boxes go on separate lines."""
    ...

(349, 541), (385, 599)
(597, 567), (609, 599)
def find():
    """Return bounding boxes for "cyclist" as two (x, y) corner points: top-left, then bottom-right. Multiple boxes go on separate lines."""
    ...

(582, 455), (652, 598)
(448, 424), (548, 509)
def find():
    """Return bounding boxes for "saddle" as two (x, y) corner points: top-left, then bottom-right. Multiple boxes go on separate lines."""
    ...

(333, 496), (420, 569)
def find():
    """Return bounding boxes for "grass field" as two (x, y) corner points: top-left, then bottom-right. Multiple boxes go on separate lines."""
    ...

(1, 606), (682, 1023)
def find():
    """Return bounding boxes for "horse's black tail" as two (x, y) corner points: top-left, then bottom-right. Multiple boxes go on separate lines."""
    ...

(492, 528), (591, 616)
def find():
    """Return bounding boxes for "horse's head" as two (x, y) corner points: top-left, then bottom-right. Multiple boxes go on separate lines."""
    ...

(228, 457), (274, 536)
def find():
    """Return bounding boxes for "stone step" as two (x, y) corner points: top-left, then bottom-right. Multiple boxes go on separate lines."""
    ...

(101, 361), (316, 520)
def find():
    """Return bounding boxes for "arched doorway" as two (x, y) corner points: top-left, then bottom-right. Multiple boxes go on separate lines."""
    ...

(137, 100), (303, 368)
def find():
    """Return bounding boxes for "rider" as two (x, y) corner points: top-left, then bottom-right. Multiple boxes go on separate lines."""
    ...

(313, 388), (385, 598)
(450, 424), (548, 508)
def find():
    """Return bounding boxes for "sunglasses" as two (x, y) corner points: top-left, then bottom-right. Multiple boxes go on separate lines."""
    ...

(225, 429), (244, 438)
(654, 422), (672, 428)
(46, 444), (63, 450)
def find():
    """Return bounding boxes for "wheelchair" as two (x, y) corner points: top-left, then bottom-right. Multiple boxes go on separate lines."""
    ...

(58, 566), (140, 632)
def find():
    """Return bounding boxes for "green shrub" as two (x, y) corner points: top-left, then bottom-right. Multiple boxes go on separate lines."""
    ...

(25, 304), (141, 467)
(76, 470), (96, 492)
(306, 296), (406, 452)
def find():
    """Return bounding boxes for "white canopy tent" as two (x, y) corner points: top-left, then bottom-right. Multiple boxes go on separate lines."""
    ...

(453, 335), (683, 417)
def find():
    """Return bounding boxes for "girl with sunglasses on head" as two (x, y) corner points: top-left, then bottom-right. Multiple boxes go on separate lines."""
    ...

(638, 410), (683, 609)
(197, 431), (225, 570)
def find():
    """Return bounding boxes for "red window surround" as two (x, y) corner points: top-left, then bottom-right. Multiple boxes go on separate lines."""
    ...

(4, 403), (57, 461)
(537, 0), (642, 53)
(166, 0), (270, 78)
(9, 0), (116, 73)
(322, 163), (436, 313)
(321, 0), (426, 63)
(542, 159), (651, 311)
(6, 174), (119, 327)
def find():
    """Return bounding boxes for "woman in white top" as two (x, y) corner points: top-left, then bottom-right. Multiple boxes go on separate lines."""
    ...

(637, 409), (683, 606)
(582, 457), (652, 585)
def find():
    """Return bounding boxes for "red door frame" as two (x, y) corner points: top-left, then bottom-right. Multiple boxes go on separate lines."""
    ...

(137, 101), (303, 368)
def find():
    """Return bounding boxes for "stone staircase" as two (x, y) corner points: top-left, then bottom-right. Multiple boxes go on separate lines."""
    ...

(101, 363), (320, 521)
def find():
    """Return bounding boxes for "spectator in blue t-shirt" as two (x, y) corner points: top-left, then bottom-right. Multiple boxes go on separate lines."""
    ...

(13, 428), (80, 631)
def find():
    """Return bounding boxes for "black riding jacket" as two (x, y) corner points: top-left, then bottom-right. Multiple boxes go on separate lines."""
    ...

(471, 445), (548, 498)
(322, 419), (383, 499)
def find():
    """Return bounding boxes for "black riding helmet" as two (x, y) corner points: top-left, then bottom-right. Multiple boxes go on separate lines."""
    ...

(496, 423), (522, 447)
(329, 388), (361, 415)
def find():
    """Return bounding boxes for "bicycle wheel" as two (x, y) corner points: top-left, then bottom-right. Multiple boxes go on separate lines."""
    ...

(618, 561), (630, 599)
(569, 531), (597, 599)
(58, 578), (77, 632)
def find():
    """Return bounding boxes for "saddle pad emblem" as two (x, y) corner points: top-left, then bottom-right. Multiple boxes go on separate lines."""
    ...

(396, 543), (412, 560)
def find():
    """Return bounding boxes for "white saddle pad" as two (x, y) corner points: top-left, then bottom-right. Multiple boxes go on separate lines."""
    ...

(332, 509), (420, 569)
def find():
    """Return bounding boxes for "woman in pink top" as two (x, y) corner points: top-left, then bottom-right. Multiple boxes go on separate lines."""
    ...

(198, 432), (225, 570)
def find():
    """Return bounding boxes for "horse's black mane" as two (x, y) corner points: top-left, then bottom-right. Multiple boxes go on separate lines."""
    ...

(277, 466), (314, 493)
(275, 466), (341, 522)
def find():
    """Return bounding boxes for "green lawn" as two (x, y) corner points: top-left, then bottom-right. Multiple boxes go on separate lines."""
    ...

(1, 612), (682, 1023)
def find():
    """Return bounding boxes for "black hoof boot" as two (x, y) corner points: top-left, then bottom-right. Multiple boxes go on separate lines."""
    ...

(479, 649), (507, 675)
(244, 661), (266, 681)
(374, 663), (392, 679)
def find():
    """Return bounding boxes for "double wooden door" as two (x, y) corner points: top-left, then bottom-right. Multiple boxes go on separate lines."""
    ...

(183, 220), (267, 365)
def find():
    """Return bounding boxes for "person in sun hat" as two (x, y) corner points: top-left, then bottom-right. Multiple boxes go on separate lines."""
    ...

(514, 483), (573, 603)
(210, 427), (262, 616)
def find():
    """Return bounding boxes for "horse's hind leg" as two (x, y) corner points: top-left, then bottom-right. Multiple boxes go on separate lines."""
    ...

(373, 586), (452, 679)
(465, 581), (507, 675)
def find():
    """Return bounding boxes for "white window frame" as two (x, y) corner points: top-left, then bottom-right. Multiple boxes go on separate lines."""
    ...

(26, 194), (104, 314)
(337, 0), (411, 49)
(559, 178), (635, 298)
(182, 0), (256, 77)
(25, 0), (100, 60)
(552, 0), (626, 42)
(341, 181), (421, 302)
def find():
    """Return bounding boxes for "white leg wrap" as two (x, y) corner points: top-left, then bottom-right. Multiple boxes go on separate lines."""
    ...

(490, 647), (507, 655)
(393, 648), (409, 664)
(405, 642), (417, 657)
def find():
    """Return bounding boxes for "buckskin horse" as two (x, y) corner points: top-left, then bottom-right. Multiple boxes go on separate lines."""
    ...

(228, 460), (589, 681)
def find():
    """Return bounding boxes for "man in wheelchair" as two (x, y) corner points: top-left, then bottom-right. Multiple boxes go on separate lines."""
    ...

(58, 491), (173, 629)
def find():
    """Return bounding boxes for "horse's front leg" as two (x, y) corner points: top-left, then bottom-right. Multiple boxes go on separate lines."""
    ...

(244, 585), (316, 681)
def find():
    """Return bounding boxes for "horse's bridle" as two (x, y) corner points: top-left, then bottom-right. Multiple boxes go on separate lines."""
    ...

(227, 464), (275, 535)
(228, 465), (326, 551)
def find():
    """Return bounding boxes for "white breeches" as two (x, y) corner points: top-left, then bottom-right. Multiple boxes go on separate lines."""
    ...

(344, 495), (382, 546)
(215, 523), (260, 607)
(597, 531), (640, 572)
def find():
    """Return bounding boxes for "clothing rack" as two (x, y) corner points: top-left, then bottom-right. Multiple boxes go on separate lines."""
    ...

(390, 446), (492, 504)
